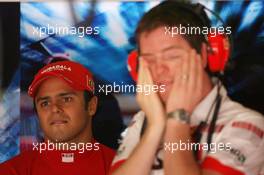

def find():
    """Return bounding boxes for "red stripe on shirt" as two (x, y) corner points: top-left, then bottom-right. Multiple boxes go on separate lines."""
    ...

(232, 121), (263, 138)
(201, 156), (244, 175)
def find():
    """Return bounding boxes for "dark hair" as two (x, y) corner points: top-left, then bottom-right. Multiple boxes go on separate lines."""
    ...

(135, 1), (211, 54)
(83, 90), (94, 110)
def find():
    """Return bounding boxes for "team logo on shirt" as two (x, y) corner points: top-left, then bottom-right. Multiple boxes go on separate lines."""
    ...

(62, 153), (74, 163)
(225, 147), (246, 165)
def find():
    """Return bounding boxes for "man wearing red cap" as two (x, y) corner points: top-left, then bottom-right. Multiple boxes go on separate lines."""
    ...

(0, 61), (115, 175)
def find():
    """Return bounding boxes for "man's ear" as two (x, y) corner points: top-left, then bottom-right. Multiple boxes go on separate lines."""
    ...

(201, 43), (208, 68)
(87, 96), (98, 117)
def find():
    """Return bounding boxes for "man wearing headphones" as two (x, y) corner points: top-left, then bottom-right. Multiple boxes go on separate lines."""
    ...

(110, 1), (264, 175)
(0, 60), (115, 175)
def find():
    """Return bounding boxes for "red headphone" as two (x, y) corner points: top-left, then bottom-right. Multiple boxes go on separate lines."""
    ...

(127, 3), (231, 82)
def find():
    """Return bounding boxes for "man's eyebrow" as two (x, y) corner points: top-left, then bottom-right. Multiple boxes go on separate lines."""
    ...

(36, 96), (50, 103)
(140, 46), (183, 56)
(57, 92), (77, 97)
(162, 45), (183, 52)
(36, 92), (77, 103)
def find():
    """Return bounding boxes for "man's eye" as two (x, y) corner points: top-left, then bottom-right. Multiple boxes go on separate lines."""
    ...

(40, 101), (49, 108)
(164, 55), (181, 60)
(63, 97), (73, 103)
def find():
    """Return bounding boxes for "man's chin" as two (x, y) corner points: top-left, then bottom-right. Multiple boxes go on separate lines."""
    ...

(45, 133), (69, 143)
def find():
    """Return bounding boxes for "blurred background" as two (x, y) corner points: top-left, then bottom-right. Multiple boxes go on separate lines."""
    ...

(0, 2), (20, 164)
(0, 0), (264, 163)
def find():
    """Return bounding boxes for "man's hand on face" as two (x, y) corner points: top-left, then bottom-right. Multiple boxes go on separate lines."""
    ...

(136, 58), (166, 127)
(166, 49), (205, 114)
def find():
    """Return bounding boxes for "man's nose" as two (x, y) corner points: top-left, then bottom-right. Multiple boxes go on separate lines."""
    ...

(51, 102), (63, 114)
(154, 58), (167, 76)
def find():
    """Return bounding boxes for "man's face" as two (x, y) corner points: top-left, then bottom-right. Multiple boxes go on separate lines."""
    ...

(35, 77), (91, 143)
(139, 26), (193, 102)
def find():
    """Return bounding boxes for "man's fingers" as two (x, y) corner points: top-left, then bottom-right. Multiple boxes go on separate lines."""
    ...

(137, 57), (156, 98)
(139, 58), (154, 86)
(145, 66), (154, 85)
(188, 49), (196, 91)
(180, 49), (191, 86)
(137, 57), (144, 86)
(196, 54), (203, 93)
(137, 57), (148, 101)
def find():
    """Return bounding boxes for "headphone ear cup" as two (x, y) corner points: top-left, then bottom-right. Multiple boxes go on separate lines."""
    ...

(127, 50), (139, 82)
(207, 33), (230, 73)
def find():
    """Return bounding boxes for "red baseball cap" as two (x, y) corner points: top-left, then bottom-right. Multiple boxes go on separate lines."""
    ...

(28, 61), (95, 98)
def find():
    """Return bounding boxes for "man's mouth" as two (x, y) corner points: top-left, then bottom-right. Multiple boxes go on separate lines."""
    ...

(50, 120), (68, 125)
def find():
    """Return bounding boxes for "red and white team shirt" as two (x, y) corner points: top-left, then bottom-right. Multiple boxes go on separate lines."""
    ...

(110, 85), (264, 175)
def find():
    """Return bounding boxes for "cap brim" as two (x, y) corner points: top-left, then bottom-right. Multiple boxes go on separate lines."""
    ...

(28, 72), (82, 98)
